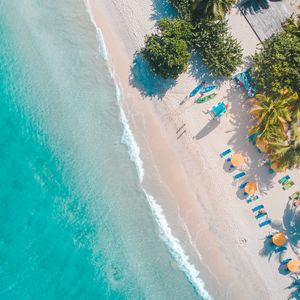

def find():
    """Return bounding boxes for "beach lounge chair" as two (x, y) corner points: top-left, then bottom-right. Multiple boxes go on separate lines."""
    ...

(275, 246), (287, 253)
(259, 219), (271, 227)
(189, 81), (205, 97)
(252, 204), (264, 212)
(220, 148), (232, 158)
(239, 182), (249, 189)
(210, 102), (227, 119)
(283, 181), (295, 190)
(233, 172), (245, 179)
(247, 195), (259, 203)
(255, 212), (267, 219)
(281, 258), (292, 265)
(279, 175), (290, 184)
(289, 191), (300, 201)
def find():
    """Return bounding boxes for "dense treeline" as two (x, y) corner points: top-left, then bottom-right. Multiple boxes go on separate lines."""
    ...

(141, 0), (242, 79)
(249, 12), (300, 170)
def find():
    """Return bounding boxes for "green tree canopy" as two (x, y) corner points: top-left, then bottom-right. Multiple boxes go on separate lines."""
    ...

(193, 19), (242, 77)
(268, 123), (300, 169)
(248, 93), (296, 141)
(251, 32), (300, 95)
(141, 19), (192, 79)
(169, 0), (235, 20)
(169, 0), (192, 19)
(282, 11), (300, 38)
(190, 0), (236, 20)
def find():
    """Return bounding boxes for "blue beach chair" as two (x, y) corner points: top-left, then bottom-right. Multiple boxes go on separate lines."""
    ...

(247, 195), (259, 203)
(275, 246), (287, 253)
(279, 175), (291, 184)
(259, 219), (271, 227)
(281, 258), (292, 265)
(252, 204), (264, 212)
(233, 172), (246, 179)
(239, 182), (249, 189)
(255, 213), (267, 219)
(220, 148), (232, 158)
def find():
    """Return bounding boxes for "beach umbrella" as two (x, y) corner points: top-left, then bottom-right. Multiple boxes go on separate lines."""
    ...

(270, 162), (287, 173)
(271, 232), (286, 246)
(245, 182), (257, 195)
(231, 153), (245, 168)
(287, 260), (300, 273)
(256, 139), (268, 153)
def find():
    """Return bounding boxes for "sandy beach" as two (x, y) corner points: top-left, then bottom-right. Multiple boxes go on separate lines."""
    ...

(87, 0), (300, 298)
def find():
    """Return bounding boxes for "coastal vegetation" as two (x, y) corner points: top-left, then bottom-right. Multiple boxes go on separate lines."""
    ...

(141, 0), (242, 79)
(141, 19), (192, 79)
(249, 13), (300, 169)
(193, 19), (242, 77)
(169, 0), (235, 20)
(252, 29), (300, 95)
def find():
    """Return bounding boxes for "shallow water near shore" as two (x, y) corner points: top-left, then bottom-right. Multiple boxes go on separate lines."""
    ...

(0, 0), (210, 298)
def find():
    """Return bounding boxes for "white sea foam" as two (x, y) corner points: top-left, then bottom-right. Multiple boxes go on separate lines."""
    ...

(84, 1), (212, 298)
(143, 190), (212, 299)
(84, 0), (108, 61)
(119, 107), (144, 182)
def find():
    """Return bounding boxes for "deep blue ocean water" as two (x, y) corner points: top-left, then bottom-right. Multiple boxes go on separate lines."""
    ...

(0, 0), (210, 299)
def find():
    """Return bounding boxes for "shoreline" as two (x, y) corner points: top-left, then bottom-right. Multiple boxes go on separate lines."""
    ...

(86, 0), (298, 298)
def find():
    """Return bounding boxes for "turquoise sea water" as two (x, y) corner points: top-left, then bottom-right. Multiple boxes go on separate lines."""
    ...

(0, 0), (210, 299)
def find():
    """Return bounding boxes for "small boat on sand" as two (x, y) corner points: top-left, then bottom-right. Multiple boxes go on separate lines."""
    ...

(189, 81), (206, 97)
(199, 85), (216, 94)
(195, 92), (216, 103)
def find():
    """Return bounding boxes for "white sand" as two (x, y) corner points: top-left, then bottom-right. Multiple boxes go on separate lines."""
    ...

(87, 0), (300, 298)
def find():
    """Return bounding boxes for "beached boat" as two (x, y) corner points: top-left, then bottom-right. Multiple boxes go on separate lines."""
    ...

(189, 81), (206, 97)
(195, 92), (216, 103)
(199, 85), (216, 94)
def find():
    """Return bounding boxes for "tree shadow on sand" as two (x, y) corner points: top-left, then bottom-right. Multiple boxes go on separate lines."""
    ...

(282, 202), (300, 252)
(268, 202), (300, 253)
(149, 0), (178, 21)
(259, 236), (285, 262)
(286, 276), (300, 300)
(129, 52), (176, 99)
(239, 0), (270, 15)
(225, 82), (274, 193)
(188, 52), (224, 85)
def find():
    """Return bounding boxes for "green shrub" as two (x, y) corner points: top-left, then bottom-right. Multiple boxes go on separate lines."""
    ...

(169, 0), (236, 20)
(252, 32), (300, 95)
(193, 19), (243, 77)
(141, 19), (192, 79)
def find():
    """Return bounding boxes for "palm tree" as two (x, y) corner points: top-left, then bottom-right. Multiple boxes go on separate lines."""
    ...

(190, 0), (236, 20)
(268, 123), (300, 169)
(289, 92), (300, 123)
(248, 93), (296, 141)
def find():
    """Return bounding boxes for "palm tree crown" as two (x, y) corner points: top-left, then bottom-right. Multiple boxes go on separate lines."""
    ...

(248, 93), (296, 140)
(268, 123), (300, 169)
(191, 0), (236, 20)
